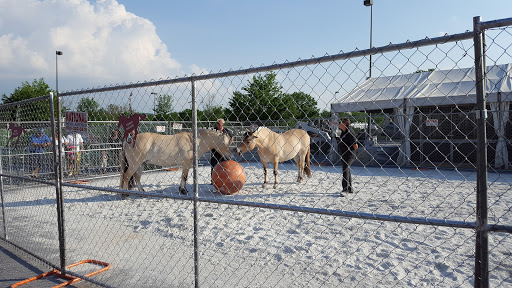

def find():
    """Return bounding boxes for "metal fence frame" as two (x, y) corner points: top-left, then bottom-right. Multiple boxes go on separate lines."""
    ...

(1, 16), (512, 288)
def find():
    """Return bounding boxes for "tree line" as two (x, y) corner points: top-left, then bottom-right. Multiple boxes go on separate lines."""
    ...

(1, 72), (331, 124)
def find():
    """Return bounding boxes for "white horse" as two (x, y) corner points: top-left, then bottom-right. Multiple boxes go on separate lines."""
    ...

(121, 129), (232, 195)
(235, 127), (311, 188)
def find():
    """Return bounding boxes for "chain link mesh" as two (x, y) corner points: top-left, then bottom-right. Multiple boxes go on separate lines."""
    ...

(1, 19), (512, 288)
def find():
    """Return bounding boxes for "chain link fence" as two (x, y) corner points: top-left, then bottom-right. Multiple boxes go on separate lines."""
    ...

(1, 16), (512, 287)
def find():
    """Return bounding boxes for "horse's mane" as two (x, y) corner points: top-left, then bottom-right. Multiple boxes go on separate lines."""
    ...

(198, 128), (225, 139)
(254, 126), (270, 133)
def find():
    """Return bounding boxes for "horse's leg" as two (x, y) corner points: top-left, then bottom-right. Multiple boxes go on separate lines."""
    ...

(273, 161), (279, 189)
(121, 153), (142, 191)
(262, 162), (268, 188)
(122, 164), (139, 190)
(179, 164), (190, 195)
(134, 165), (144, 192)
(295, 154), (304, 183)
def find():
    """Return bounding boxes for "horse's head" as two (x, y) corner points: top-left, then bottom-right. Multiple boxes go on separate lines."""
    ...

(235, 128), (258, 156)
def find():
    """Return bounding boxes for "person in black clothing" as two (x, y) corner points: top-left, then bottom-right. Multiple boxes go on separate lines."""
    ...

(337, 118), (358, 194)
(211, 119), (233, 183)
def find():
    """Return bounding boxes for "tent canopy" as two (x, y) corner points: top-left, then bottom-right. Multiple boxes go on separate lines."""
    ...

(331, 63), (512, 113)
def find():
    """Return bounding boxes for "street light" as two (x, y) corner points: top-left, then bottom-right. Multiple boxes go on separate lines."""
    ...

(54, 50), (66, 274)
(129, 92), (133, 112)
(56, 51), (63, 97)
(364, 0), (373, 79)
(151, 92), (158, 114)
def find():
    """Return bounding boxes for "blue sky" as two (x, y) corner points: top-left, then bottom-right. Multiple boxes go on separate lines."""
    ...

(1, 0), (511, 98)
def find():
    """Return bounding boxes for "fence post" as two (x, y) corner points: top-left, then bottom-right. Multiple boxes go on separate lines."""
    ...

(0, 174), (6, 239)
(473, 16), (489, 288)
(191, 79), (200, 288)
(49, 92), (67, 274)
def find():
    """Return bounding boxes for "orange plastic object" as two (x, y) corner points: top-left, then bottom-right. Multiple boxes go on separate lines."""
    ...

(212, 160), (246, 194)
(11, 259), (110, 288)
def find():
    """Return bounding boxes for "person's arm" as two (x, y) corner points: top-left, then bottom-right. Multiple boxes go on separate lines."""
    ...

(225, 128), (234, 145)
(349, 134), (358, 151)
(79, 135), (84, 151)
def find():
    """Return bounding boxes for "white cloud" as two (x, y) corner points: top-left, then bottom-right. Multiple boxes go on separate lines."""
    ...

(0, 0), (184, 95)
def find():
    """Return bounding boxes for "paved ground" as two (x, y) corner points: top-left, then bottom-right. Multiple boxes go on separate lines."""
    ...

(0, 241), (90, 288)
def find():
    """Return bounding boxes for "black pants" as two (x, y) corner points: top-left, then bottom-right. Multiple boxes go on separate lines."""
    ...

(211, 150), (228, 176)
(341, 154), (355, 192)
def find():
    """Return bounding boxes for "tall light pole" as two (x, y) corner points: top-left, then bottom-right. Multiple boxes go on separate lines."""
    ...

(55, 51), (63, 126)
(55, 50), (66, 274)
(364, 0), (373, 79)
(129, 92), (133, 112)
(56, 51), (63, 98)
(151, 92), (157, 114)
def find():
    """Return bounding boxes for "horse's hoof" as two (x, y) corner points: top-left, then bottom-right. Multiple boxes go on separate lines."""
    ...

(121, 194), (129, 199)
(273, 184), (279, 189)
(179, 188), (188, 195)
(262, 183), (267, 188)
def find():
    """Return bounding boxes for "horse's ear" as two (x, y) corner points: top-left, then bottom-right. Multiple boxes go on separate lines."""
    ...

(246, 134), (257, 140)
(245, 128), (250, 132)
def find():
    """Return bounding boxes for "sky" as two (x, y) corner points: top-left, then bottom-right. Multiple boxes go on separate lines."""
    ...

(0, 0), (511, 100)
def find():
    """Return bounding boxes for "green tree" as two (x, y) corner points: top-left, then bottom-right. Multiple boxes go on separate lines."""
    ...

(178, 109), (193, 122)
(107, 104), (131, 117)
(227, 72), (285, 123)
(76, 97), (100, 119)
(280, 92), (319, 120)
(415, 68), (435, 73)
(320, 110), (331, 118)
(2, 78), (52, 103)
(153, 94), (173, 120)
(1, 78), (56, 121)
(200, 106), (225, 123)
(227, 72), (320, 124)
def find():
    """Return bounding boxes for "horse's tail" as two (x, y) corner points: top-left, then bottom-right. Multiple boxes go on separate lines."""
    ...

(304, 144), (312, 178)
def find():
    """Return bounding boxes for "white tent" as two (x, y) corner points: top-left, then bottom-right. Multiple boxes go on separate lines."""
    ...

(331, 63), (512, 168)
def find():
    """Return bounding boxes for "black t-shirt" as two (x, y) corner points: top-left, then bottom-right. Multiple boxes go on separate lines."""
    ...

(214, 127), (233, 143)
(211, 127), (233, 153)
(337, 128), (357, 158)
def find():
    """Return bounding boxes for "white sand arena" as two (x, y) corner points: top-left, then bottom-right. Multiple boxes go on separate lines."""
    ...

(2, 162), (511, 287)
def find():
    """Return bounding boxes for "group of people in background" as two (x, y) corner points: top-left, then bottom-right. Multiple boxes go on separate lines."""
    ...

(29, 129), (84, 179)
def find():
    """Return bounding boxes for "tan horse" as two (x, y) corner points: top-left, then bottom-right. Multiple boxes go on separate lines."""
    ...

(235, 127), (311, 188)
(121, 129), (233, 195)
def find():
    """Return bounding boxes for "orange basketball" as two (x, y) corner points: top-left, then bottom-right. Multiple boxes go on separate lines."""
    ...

(212, 160), (246, 195)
